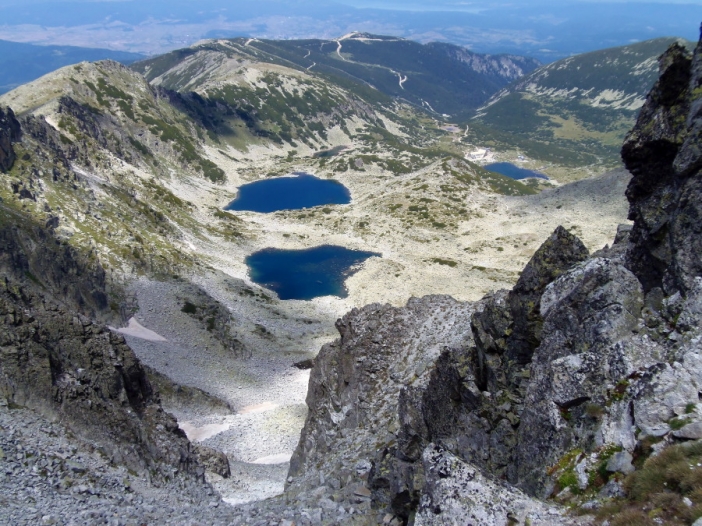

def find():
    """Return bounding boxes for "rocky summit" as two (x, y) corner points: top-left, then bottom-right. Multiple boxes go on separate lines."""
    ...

(0, 29), (702, 526)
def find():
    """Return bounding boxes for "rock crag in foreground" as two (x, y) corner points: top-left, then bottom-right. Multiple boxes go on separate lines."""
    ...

(283, 34), (702, 525)
(0, 212), (200, 477)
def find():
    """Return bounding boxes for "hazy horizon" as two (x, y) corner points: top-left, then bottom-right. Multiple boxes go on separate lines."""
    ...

(0, 0), (697, 61)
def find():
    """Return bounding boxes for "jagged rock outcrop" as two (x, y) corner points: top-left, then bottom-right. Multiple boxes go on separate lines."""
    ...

(55, 95), (163, 169)
(438, 44), (541, 83)
(0, 212), (202, 479)
(367, 226), (591, 520)
(623, 41), (702, 295)
(176, 285), (247, 358)
(287, 33), (702, 525)
(472, 225), (590, 400)
(517, 255), (645, 494)
(0, 219), (113, 322)
(0, 106), (21, 172)
(285, 248), (591, 524)
(287, 296), (479, 522)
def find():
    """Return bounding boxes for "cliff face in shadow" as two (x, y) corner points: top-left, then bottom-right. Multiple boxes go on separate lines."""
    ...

(0, 106), (20, 173)
(286, 35), (702, 525)
(0, 204), (201, 479)
(623, 42), (702, 296)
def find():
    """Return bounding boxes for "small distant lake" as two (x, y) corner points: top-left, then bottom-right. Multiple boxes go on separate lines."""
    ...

(245, 245), (381, 300)
(313, 145), (347, 158)
(485, 162), (549, 180)
(225, 173), (350, 213)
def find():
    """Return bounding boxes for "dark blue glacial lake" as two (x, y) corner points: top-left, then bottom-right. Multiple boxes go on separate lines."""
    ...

(245, 245), (381, 300)
(225, 173), (350, 213)
(485, 162), (549, 180)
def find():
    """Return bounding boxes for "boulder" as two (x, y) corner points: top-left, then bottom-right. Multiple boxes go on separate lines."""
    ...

(673, 421), (702, 440)
(606, 451), (635, 475)
(194, 445), (231, 478)
(414, 444), (573, 526)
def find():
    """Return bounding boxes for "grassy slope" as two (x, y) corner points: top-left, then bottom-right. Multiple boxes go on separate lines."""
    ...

(0, 60), (247, 277)
(470, 37), (695, 169)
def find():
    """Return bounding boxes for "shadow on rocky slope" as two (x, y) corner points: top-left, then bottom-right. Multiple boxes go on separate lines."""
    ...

(0, 203), (203, 480)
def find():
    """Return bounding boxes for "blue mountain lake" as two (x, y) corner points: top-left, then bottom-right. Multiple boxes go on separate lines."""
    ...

(485, 162), (549, 180)
(225, 173), (350, 213)
(245, 245), (381, 300)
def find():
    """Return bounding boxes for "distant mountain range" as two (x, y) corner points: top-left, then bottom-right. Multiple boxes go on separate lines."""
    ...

(130, 33), (696, 169)
(0, 40), (143, 94)
(1, 32), (690, 172)
(134, 33), (541, 121)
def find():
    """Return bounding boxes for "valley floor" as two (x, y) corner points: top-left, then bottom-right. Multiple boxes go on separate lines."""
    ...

(118, 276), (322, 505)
(112, 167), (631, 509)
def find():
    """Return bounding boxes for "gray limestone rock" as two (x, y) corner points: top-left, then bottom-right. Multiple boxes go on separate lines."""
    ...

(413, 444), (577, 526)
(518, 257), (644, 494)
(622, 41), (702, 296)
(673, 421), (702, 440)
(606, 451), (635, 475)
(287, 296), (477, 520)
(194, 444), (231, 478)
(599, 479), (626, 499)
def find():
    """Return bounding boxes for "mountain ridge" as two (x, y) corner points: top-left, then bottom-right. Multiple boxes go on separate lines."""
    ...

(133, 34), (541, 120)
(0, 39), (143, 95)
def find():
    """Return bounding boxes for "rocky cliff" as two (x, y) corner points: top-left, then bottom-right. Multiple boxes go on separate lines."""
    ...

(0, 206), (202, 480)
(622, 42), (702, 296)
(0, 106), (20, 172)
(285, 34), (702, 525)
(436, 43), (541, 85)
